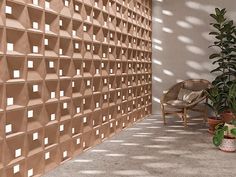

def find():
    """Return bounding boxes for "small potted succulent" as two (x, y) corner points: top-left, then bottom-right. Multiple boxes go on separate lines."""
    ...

(213, 122), (236, 152)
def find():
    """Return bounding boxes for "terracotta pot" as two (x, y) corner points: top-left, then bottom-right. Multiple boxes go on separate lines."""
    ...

(219, 137), (236, 152)
(208, 117), (222, 134)
(221, 112), (235, 123)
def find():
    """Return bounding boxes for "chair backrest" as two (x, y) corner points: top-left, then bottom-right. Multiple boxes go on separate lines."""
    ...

(162, 79), (211, 103)
(183, 79), (211, 91)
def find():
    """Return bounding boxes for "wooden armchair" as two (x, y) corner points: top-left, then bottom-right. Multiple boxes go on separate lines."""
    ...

(160, 79), (211, 127)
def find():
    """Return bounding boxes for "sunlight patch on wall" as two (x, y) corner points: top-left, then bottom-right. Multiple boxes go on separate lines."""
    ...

(185, 1), (216, 13)
(162, 27), (173, 33)
(163, 69), (174, 76)
(162, 10), (173, 16)
(201, 73), (215, 81)
(185, 16), (204, 26)
(186, 45), (205, 55)
(186, 60), (204, 71)
(201, 31), (214, 42)
(153, 76), (163, 83)
(153, 17), (163, 23)
(202, 4), (216, 13)
(186, 71), (201, 79)
(176, 21), (193, 29)
(153, 45), (163, 51)
(153, 38), (162, 45)
(176, 79), (184, 83)
(185, 1), (201, 10)
(178, 36), (193, 44)
(202, 62), (214, 71)
(153, 59), (162, 65)
(153, 97), (161, 103)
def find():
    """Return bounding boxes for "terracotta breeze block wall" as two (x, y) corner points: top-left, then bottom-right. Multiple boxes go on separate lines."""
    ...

(0, 0), (152, 176)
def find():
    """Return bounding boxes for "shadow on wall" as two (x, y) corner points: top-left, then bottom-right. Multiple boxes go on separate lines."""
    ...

(152, 0), (236, 114)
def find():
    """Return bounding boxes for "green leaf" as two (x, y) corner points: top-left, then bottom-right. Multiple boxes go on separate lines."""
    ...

(231, 120), (236, 126)
(215, 123), (225, 130)
(230, 128), (236, 136)
(221, 8), (227, 15)
(213, 136), (222, 146)
(210, 14), (218, 21)
(213, 24), (221, 30)
(209, 32), (220, 36)
(210, 67), (222, 73)
(215, 8), (221, 16)
(209, 53), (221, 59)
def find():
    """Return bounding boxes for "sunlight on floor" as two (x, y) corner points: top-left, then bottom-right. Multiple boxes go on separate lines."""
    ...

(43, 115), (236, 177)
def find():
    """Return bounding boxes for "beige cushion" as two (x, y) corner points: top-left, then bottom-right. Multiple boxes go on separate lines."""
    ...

(178, 88), (203, 103)
(184, 90), (203, 103)
(177, 88), (192, 100)
(166, 100), (188, 108)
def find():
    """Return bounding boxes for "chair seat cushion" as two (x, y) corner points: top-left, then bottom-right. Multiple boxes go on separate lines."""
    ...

(178, 88), (192, 100)
(184, 90), (203, 103)
(166, 100), (188, 108)
(178, 88), (203, 103)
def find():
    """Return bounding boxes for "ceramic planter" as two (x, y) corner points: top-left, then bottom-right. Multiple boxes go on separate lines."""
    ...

(219, 137), (236, 152)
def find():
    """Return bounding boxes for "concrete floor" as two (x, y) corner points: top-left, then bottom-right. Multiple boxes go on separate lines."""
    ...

(43, 115), (236, 177)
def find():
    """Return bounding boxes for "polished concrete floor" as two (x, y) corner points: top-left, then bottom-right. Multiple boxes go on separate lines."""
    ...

(43, 115), (236, 177)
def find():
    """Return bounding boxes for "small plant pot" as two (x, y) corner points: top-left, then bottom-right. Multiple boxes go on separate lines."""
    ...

(221, 112), (235, 123)
(208, 117), (222, 134)
(219, 137), (236, 152)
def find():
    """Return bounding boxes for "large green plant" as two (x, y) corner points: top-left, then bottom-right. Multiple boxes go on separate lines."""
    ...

(209, 8), (236, 112)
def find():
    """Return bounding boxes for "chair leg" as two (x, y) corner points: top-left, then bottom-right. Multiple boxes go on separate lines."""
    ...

(204, 98), (208, 124)
(181, 109), (184, 121)
(161, 104), (166, 125)
(203, 106), (207, 123)
(183, 108), (187, 127)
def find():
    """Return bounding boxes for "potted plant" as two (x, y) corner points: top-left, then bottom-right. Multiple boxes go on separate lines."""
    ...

(226, 82), (236, 119)
(209, 8), (236, 122)
(205, 86), (223, 133)
(218, 82), (236, 123)
(213, 122), (236, 152)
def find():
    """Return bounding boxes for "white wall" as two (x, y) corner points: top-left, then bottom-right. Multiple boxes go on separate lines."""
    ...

(152, 0), (236, 114)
